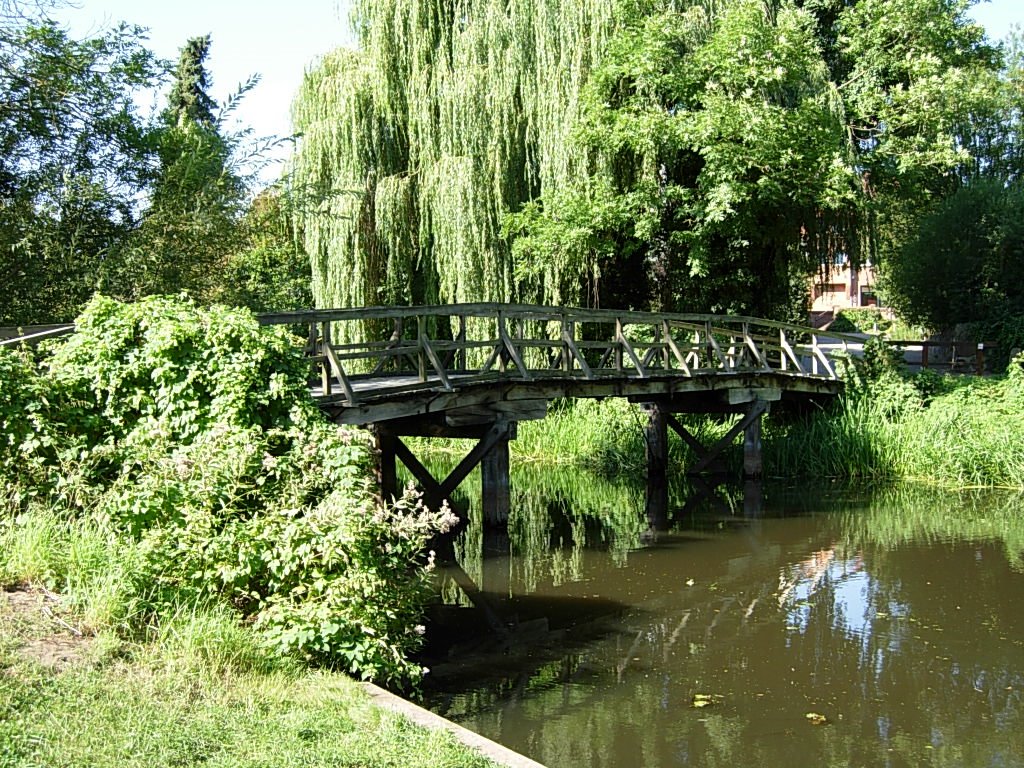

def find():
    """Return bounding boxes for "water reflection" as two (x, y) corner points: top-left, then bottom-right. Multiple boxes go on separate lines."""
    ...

(422, 475), (1024, 768)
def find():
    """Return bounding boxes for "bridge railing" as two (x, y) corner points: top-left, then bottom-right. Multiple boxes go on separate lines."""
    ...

(258, 303), (859, 404)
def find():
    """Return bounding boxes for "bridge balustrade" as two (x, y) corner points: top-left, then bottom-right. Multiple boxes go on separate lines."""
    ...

(257, 303), (847, 406)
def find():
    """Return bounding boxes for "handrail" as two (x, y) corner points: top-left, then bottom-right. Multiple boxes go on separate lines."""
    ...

(0, 324), (76, 347)
(258, 303), (863, 406)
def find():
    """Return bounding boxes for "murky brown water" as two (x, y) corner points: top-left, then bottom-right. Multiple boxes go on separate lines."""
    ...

(422, 482), (1024, 767)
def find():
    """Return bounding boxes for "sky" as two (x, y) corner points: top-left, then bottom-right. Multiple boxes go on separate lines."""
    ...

(53, 0), (1021, 186)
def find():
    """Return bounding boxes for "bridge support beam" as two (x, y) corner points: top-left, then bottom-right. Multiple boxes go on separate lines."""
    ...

(640, 397), (771, 520)
(481, 421), (512, 526)
(643, 403), (669, 530)
(374, 419), (515, 527)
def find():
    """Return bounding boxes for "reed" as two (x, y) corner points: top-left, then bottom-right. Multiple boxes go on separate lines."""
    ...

(767, 371), (1024, 487)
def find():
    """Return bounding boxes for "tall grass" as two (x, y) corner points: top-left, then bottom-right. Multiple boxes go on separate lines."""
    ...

(0, 506), (145, 632)
(768, 371), (1024, 487)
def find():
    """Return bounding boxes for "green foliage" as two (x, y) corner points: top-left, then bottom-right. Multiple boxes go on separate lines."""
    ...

(768, 371), (1024, 487)
(290, 0), (618, 323)
(559, 0), (858, 316)
(883, 179), (1024, 332)
(0, 10), (160, 324)
(0, 348), (48, 497)
(0, 656), (499, 768)
(295, 0), (1002, 322)
(2, 295), (453, 685)
(0, 10), (280, 323)
(256, 491), (454, 682)
(165, 35), (217, 128)
(827, 308), (925, 339)
(103, 36), (248, 304)
(965, 314), (1024, 373)
(220, 189), (313, 313)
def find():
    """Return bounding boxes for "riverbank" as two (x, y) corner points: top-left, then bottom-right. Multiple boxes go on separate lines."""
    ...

(0, 587), (499, 768)
(0, 296), (506, 766)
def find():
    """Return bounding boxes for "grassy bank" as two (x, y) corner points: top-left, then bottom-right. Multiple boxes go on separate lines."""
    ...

(0, 588), (496, 768)
(1, 296), (497, 767)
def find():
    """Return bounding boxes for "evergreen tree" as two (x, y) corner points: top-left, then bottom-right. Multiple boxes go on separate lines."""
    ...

(106, 35), (246, 302)
(165, 34), (217, 127)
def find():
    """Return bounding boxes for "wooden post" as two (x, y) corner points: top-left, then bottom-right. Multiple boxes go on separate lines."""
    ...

(643, 403), (669, 528)
(320, 322), (331, 396)
(416, 315), (427, 382)
(976, 343), (985, 375)
(481, 419), (512, 527)
(743, 403), (763, 478)
(375, 429), (398, 502)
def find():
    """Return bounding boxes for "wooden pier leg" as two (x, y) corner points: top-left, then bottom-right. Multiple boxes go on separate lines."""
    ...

(375, 429), (399, 502)
(643, 403), (669, 529)
(481, 419), (512, 527)
(743, 404), (763, 479)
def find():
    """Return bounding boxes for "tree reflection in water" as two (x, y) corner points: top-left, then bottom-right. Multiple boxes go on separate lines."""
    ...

(423, 475), (1024, 768)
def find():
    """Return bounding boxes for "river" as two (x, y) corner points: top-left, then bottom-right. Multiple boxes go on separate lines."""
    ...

(420, 469), (1024, 767)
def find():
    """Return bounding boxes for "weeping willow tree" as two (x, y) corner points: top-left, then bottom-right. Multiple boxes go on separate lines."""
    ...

(290, 0), (1000, 323)
(290, 0), (622, 319)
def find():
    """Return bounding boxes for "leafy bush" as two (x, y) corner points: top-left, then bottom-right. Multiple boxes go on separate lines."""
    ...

(0, 347), (55, 503)
(2, 295), (453, 685)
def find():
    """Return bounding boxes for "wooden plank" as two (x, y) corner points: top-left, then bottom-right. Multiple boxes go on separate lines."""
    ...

(741, 323), (770, 370)
(446, 400), (547, 425)
(438, 424), (506, 500)
(810, 334), (837, 378)
(727, 387), (781, 405)
(323, 336), (358, 404)
(665, 414), (708, 457)
(392, 438), (444, 499)
(561, 326), (594, 379)
(704, 322), (729, 369)
(420, 335), (453, 390)
(779, 329), (806, 374)
(663, 321), (692, 375)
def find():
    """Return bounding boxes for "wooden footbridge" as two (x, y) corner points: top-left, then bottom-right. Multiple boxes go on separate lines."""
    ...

(3, 303), (851, 524)
(254, 303), (849, 524)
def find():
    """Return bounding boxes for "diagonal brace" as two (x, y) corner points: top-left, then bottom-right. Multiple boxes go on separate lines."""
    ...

(671, 401), (768, 475)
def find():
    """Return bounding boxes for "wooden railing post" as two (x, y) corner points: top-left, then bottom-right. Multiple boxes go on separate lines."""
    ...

(614, 318), (624, 372)
(416, 314), (427, 382)
(456, 315), (467, 371)
(321, 321), (332, 396)
(561, 316), (571, 374)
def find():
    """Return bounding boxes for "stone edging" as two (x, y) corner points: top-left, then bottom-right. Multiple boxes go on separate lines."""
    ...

(360, 682), (546, 768)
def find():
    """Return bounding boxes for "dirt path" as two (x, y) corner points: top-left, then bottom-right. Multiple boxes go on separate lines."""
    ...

(1, 587), (94, 671)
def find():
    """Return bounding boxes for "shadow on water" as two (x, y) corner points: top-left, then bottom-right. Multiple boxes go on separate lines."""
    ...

(413, 459), (1024, 768)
